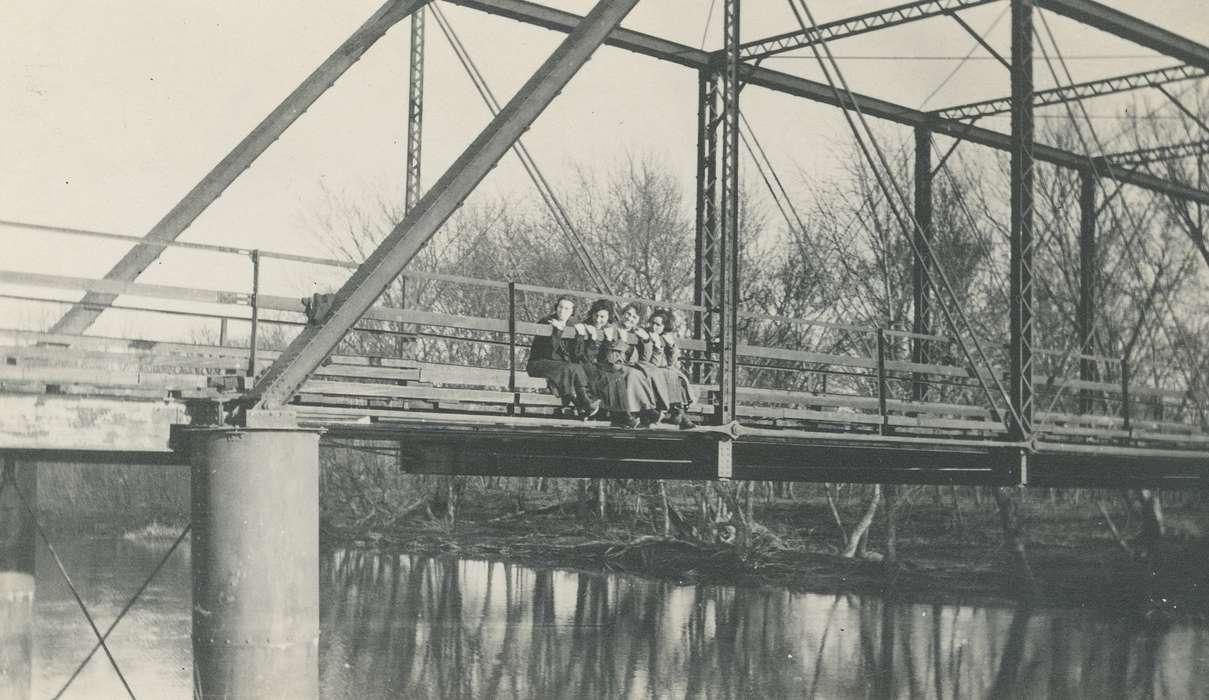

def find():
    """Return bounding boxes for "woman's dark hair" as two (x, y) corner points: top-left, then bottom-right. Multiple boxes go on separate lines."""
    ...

(586, 298), (614, 322)
(552, 295), (576, 312)
(618, 302), (642, 321)
(648, 308), (672, 328)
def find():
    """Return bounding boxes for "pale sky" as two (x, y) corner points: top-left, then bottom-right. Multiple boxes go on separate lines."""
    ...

(2, 1), (1207, 338)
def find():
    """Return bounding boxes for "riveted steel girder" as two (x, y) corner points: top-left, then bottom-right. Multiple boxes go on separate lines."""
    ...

(938, 64), (1207, 120)
(739, 0), (999, 61)
(247, 0), (640, 411)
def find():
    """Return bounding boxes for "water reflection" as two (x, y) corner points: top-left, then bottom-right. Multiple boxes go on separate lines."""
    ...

(320, 549), (1209, 700)
(31, 540), (1209, 698)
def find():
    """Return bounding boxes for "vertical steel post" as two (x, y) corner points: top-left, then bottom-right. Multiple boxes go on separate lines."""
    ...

(405, 7), (426, 213)
(247, 250), (261, 378)
(694, 69), (720, 386)
(0, 457), (34, 700)
(219, 317), (229, 347)
(1009, 0), (1036, 439)
(912, 126), (934, 404)
(186, 427), (321, 699)
(1078, 171), (1097, 415)
(876, 328), (889, 435)
(717, 0), (741, 425)
(507, 281), (518, 415)
(1120, 357), (1132, 435)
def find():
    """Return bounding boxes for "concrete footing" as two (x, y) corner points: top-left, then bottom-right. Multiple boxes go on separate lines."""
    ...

(184, 427), (320, 699)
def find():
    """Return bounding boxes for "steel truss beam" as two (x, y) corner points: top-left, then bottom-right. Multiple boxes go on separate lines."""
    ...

(247, 0), (639, 411)
(51, 0), (429, 337)
(1078, 171), (1096, 414)
(938, 63), (1207, 120)
(912, 127), (933, 402)
(739, 0), (999, 62)
(693, 70), (720, 385)
(1098, 138), (1209, 169)
(718, 0), (740, 437)
(1040, 0), (1209, 74)
(1009, 0), (1036, 439)
(405, 7), (426, 211)
(444, 0), (1209, 206)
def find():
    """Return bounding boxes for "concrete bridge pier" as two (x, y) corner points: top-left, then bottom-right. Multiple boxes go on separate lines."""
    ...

(181, 422), (321, 699)
(0, 457), (35, 700)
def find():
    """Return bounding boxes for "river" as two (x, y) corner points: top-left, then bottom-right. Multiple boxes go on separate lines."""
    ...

(30, 537), (1209, 699)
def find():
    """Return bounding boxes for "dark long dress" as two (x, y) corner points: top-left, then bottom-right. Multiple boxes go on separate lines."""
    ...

(526, 315), (591, 407)
(576, 326), (656, 413)
(634, 331), (678, 411)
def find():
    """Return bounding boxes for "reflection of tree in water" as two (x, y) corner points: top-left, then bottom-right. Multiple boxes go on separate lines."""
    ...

(319, 550), (1209, 699)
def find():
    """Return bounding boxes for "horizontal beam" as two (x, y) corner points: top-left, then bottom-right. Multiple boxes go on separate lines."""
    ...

(740, 0), (999, 61)
(937, 63), (1207, 120)
(446, 0), (1209, 205)
(1098, 137), (1209, 168)
(1040, 0), (1209, 74)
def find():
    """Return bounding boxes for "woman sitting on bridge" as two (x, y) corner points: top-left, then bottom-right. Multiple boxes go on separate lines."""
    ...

(573, 299), (658, 429)
(526, 295), (600, 419)
(616, 302), (673, 428)
(644, 309), (696, 429)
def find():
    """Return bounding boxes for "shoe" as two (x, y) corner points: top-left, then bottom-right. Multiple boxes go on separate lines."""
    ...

(669, 406), (696, 430)
(612, 412), (641, 429)
(554, 406), (575, 419)
(580, 399), (603, 420)
(639, 409), (662, 428)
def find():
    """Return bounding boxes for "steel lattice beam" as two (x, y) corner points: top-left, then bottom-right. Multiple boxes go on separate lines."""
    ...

(1040, 0), (1209, 74)
(1010, 0), (1036, 440)
(405, 8), (426, 211)
(739, 0), (999, 61)
(1098, 138), (1209, 169)
(693, 69), (720, 385)
(912, 127), (933, 403)
(444, 0), (1209, 207)
(50, 0), (429, 337)
(247, 0), (639, 411)
(717, 0), (740, 436)
(938, 63), (1207, 120)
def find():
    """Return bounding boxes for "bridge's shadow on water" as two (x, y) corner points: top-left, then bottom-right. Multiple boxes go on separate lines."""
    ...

(30, 538), (1209, 698)
(320, 549), (1209, 700)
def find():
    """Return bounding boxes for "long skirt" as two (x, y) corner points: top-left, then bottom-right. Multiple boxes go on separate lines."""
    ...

(635, 362), (679, 410)
(589, 363), (656, 413)
(527, 359), (588, 404)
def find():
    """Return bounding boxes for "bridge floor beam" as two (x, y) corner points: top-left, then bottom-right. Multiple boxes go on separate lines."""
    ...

(182, 426), (321, 699)
(0, 458), (34, 700)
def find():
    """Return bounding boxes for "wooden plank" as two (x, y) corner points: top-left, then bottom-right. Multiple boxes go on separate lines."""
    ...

(0, 365), (209, 389)
(885, 414), (1007, 432)
(298, 379), (563, 406)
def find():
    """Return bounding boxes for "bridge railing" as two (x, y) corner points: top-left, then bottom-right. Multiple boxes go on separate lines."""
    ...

(1, 261), (1205, 447)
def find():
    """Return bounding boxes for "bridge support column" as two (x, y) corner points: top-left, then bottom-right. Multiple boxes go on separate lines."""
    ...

(183, 425), (320, 699)
(0, 457), (35, 700)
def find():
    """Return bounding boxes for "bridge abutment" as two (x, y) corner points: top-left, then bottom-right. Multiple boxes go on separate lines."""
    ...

(182, 425), (320, 699)
(0, 457), (35, 700)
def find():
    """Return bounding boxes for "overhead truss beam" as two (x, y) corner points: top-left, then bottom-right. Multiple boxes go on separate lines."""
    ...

(248, 0), (639, 411)
(738, 0), (999, 61)
(1097, 138), (1209, 169)
(444, 0), (1209, 206)
(938, 63), (1207, 120)
(1039, 0), (1209, 74)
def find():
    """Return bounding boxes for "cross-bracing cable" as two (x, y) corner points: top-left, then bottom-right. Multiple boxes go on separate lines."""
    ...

(429, 3), (613, 297)
(785, 0), (1022, 431)
(1033, 9), (1208, 420)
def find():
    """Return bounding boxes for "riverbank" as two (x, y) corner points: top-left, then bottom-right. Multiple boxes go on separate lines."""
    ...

(321, 487), (1209, 622)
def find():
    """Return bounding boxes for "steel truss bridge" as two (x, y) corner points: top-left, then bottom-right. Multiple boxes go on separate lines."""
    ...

(3, 0), (1208, 487)
(5, 1), (1209, 696)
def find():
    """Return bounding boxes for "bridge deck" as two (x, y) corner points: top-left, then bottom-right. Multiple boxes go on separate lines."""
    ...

(1, 323), (1205, 488)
